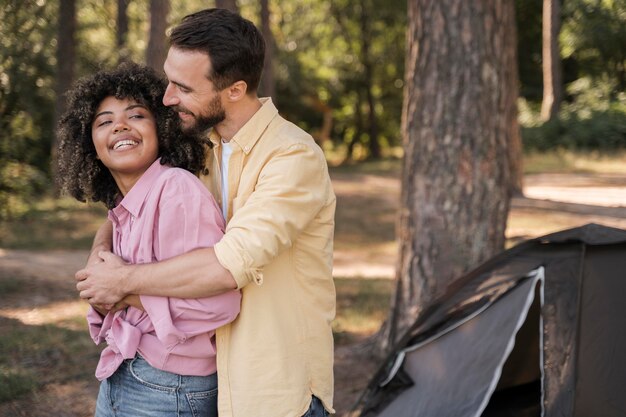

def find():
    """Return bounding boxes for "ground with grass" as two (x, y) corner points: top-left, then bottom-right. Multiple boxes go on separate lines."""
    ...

(1, 153), (626, 416)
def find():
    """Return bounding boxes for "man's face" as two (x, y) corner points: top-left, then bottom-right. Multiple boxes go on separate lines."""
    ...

(163, 47), (226, 134)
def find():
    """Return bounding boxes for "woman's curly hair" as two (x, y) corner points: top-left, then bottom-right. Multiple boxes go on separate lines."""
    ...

(56, 62), (207, 209)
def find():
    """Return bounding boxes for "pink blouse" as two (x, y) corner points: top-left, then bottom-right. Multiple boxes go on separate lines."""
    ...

(87, 159), (241, 381)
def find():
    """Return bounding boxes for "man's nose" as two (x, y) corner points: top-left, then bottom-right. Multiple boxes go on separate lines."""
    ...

(163, 83), (178, 106)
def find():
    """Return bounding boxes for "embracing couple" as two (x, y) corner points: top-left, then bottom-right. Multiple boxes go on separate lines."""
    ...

(56, 8), (335, 417)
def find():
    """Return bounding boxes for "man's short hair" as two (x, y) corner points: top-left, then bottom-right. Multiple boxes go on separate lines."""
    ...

(169, 8), (265, 93)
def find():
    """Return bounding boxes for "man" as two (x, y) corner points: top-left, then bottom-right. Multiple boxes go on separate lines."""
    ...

(77, 8), (336, 417)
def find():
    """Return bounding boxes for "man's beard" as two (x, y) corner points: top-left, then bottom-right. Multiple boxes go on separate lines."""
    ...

(176, 95), (225, 136)
(187, 112), (226, 136)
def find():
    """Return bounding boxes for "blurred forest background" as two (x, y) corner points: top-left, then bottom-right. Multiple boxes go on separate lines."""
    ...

(1, 0), (625, 221)
(1, 0), (626, 415)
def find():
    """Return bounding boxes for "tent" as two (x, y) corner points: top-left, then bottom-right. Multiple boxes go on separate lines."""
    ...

(351, 223), (626, 417)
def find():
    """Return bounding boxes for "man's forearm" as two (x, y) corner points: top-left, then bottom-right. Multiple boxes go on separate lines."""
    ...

(124, 247), (238, 299)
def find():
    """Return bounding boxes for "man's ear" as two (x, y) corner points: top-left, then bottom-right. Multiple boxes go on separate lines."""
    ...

(225, 81), (248, 102)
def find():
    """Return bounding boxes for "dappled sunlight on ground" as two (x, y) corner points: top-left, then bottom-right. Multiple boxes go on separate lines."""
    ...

(0, 300), (89, 331)
(0, 249), (88, 282)
(524, 173), (626, 207)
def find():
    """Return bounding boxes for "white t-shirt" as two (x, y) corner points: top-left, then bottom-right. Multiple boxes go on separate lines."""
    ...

(220, 140), (233, 219)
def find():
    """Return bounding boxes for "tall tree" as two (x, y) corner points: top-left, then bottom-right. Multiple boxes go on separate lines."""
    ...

(330, 0), (383, 160)
(376, 0), (518, 353)
(146, 0), (169, 71)
(540, 0), (562, 121)
(215, 0), (238, 13)
(117, 0), (131, 64)
(259, 0), (276, 100)
(358, 2), (381, 159)
(54, 0), (76, 148)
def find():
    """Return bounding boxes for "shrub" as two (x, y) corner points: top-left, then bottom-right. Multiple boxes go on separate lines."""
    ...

(521, 78), (626, 151)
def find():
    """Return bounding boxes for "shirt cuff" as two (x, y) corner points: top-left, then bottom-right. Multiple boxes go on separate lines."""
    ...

(214, 239), (263, 289)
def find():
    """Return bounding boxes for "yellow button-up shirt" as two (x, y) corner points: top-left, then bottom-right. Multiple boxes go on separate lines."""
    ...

(200, 98), (336, 417)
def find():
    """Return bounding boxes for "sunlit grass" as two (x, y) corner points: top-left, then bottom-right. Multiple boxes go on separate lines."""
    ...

(333, 277), (393, 345)
(523, 150), (626, 175)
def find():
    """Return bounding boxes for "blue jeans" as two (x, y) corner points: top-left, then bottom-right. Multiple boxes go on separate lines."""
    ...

(302, 396), (329, 417)
(95, 355), (217, 417)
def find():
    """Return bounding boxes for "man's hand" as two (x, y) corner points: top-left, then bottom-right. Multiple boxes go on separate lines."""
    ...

(75, 251), (130, 305)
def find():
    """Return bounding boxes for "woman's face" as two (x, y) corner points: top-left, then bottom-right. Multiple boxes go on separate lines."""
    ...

(91, 96), (159, 192)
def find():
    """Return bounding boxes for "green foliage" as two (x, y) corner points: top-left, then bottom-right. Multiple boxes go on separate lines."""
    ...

(518, 0), (626, 152)
(0, 0), (58, 220)
(2, 0), (626, 218)
(0, 161), (48, 220)
(271, 0), (406, 161)
(521, 78), (626, 151)
(561, 0), (626, 92)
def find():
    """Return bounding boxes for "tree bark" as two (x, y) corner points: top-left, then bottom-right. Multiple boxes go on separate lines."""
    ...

(146, 0), (169, 71)
(259, 0), (276, 100)
(215, 0), (239, 13)
(540, 0), (562, 121)
(117, 0), (131, 64)
(53, 0), (76, 154)
(376, 0), (516, 354)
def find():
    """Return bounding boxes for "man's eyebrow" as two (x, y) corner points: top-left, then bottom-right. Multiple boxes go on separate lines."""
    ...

(172, 80), (193, 91)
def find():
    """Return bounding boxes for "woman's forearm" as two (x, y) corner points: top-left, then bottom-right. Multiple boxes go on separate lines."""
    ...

(86, 220), (113, 266)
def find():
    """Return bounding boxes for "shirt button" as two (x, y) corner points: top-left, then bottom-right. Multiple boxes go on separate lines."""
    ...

(244, 146), (249, 152)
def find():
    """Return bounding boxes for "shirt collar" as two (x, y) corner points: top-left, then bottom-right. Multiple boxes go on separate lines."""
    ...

(208, 97), (278, 155)
(111, 158), (166, 219)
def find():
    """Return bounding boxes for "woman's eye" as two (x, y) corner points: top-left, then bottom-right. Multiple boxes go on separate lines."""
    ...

(129, 114), (144, 119)
(97, 120), (111, 127)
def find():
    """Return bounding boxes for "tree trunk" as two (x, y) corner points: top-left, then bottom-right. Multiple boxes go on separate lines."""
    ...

(508, 115), (524, 196)
(359, 4), (381, 159)
(117, 0), (131, 64)
(215, 0), (238, 13)
(540, 0), (562, 121)
(53, 0), (76, 154)
(376, 0), (516, 355)
(146, 0), (169, 71)
(346, 91), (365, 162)
(259, 0), (276, 100)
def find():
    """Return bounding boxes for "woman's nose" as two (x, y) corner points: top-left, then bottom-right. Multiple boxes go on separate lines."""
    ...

(113, 122), (130, 133)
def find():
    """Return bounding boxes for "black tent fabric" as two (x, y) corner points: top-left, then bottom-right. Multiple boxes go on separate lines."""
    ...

(351, 223), (626, 417)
